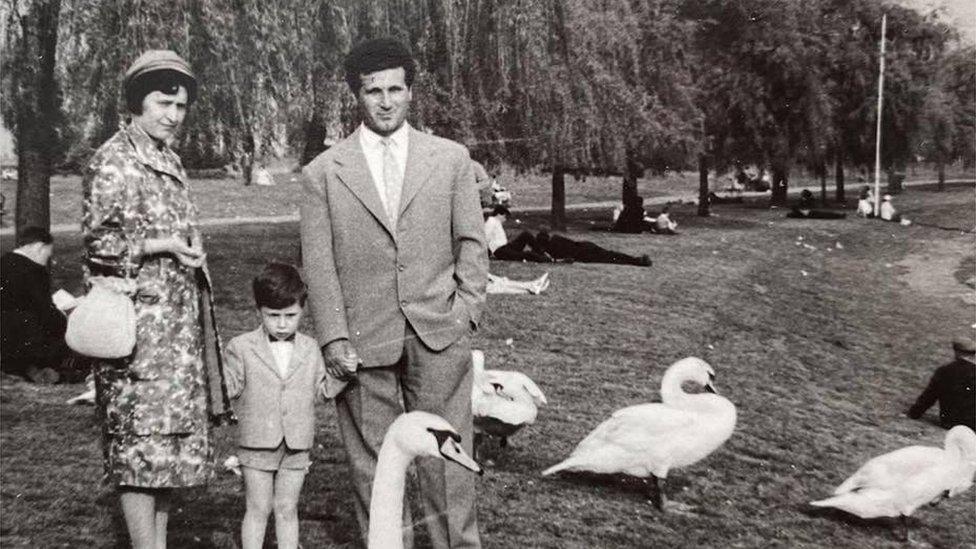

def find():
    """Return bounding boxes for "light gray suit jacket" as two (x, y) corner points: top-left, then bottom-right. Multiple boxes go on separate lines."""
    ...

(300, 127), (488, 367)
(224, 327), (328, 449)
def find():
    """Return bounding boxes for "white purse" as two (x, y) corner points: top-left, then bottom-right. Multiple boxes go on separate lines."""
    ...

(65, 277), (137, 359)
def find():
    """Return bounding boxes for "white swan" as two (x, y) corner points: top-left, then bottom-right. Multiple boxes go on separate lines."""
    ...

(810, 425), (976, 540)
(542, 357), (736, 511)
(471, 349), (547, 450)
(368, 411), (482, 549)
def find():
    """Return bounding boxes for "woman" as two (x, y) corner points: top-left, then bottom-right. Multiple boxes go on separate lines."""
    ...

(82, 50), (231, 548)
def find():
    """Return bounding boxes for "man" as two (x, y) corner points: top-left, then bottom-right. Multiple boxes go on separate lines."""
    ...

(0, 227), (68, 383)
(484, 205), (550, 262)
(906, 338), (975, 431)
(300, 38), (487, 548)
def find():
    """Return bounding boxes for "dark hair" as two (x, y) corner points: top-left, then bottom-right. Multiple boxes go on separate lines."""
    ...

(344, 38), (416, 94)
(125, 69), (198, 114)
(252, 262), (307, 309)
(491, 205), (511, 217)
(17, 226), (53, 247)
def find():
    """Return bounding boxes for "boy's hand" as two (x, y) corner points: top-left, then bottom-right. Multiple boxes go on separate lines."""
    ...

(323, 339), (360, 381)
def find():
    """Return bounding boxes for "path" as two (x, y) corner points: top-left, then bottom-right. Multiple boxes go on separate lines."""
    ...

(2, 177), (972, 236)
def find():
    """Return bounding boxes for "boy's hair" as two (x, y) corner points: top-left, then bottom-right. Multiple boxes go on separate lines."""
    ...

(17, 226), (53, 247)
(344, 38), (416, 94)
(253, 262), (307, 309)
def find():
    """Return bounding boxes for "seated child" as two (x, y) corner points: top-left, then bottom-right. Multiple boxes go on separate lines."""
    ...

(856, 186), (874, 217)
(224, 262), (342, 549)
(654, 206), (679, 235)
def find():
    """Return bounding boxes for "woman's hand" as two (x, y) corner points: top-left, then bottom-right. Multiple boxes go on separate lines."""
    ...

(143, 236), (206, 268)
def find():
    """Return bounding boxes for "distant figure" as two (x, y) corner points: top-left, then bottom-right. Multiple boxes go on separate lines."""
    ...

(485, 205), (552, 262)
(611, 194), (654, 233)
(906, 338), (976, 431)
(787, 189), (846, 219)
(856, 186), (874, 217)
(487, 272), (550, 295)
(654, 206), (678, 235)
(879, 194), (904, 223)
(0, 227), (69, 384)
(536, 231), (651, 267)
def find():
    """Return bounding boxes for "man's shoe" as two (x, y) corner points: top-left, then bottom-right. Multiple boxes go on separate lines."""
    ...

(638, 255), (652, 267)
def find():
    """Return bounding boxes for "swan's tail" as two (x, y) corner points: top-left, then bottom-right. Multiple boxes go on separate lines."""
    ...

(809, 494), (878, 519)
(542, 456), (579, 476)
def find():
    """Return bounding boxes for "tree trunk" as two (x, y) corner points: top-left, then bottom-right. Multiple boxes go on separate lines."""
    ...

(819, 161), (827, 206)
(834, 153), (845, 203)
(937, 153), (945, 191)
(551, 167), (566, 231)
(621, 156), (640, 206)
(697, 154), (710, 217)
(12, 0), (62, 238)
(770, 163), (789, 206)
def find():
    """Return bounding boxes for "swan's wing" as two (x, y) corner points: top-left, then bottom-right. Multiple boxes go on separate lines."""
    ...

(571, 404), (696, 456)
(834, 446), (942, 494)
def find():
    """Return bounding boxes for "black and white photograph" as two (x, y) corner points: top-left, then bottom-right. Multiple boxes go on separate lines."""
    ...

(0, 0), (974, 547)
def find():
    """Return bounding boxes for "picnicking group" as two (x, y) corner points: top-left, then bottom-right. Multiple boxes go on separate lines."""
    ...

(0, 38), (972, 549)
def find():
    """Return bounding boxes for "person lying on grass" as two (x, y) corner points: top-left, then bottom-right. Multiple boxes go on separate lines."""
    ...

(786, 189), (846, 220)
(487, 271), (550, 295)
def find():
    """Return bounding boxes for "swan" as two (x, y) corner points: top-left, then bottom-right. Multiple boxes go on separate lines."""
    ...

(810, 425), (976, 541)
(368, 411), (483, 549)
(471, 349), (547, 451)
(542, 357), (736, 511)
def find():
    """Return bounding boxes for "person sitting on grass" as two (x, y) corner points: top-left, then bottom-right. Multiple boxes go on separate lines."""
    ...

(611, 194), (655, 233)
(654, 205), (679, 235)
(487, 271), (550, 295)
(879, 194), (910, 225)
(536, 231), (652, 267)
(0, 227), (73, 384)
(786, 189), (846, 220)
(485, 205), (552, 262)
(906, 338), (975, 431)
(856, 186), (875, 217)
(224, 262), (339, 549)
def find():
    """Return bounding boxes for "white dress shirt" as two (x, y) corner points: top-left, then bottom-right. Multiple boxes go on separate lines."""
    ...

(359, 123), (410, 215)
(483, 215), (508, 253)
(269, 339), (294, 378)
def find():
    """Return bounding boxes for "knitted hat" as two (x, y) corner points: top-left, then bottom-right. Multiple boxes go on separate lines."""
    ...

(123, 50), (196, 93)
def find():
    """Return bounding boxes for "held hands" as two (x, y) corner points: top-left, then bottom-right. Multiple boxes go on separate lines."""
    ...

(143, 235), (206, 268)
(323, 339), (361, 381)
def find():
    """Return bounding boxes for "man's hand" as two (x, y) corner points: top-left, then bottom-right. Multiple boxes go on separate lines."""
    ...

(322, 339), (360, 381)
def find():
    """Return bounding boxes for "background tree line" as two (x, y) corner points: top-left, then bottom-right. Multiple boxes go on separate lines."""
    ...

(2, 0), (973, 235)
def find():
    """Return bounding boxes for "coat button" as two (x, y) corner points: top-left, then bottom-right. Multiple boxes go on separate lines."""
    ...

(400, 300), (407, 307)
(397, 264), (405, 272)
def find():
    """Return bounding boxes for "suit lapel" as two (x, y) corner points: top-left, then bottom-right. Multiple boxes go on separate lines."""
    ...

(398, 129), (436, 219)
(333, 128), (394, 235)
(252, 329), (283, 379)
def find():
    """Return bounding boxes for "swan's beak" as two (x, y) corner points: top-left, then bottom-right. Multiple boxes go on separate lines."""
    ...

(430, 429), (484, 475)
(704, 383), (718, 394)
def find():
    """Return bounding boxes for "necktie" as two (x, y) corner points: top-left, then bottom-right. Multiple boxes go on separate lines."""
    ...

(381, 138), (402, 225)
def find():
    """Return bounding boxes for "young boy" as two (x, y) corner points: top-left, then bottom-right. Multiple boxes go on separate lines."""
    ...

(224, 262), (347, 549)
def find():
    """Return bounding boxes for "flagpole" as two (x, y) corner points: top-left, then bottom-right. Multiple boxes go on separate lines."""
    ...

(873, 14), (887, 216)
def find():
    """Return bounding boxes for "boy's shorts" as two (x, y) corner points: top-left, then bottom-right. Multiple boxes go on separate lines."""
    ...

(238, 442), (311, 472)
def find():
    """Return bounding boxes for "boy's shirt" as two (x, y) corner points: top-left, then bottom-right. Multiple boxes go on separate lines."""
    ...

(268, 336), (294, 378)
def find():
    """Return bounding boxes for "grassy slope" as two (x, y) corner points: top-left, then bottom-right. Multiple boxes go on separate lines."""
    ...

(1, 186), (974, 548)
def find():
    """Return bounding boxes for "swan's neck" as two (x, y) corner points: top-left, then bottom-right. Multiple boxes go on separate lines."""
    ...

(660, 372), (689, 405)
(368, 441), (413, 549)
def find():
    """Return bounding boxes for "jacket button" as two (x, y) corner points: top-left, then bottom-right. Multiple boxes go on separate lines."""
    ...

(400, 300), (407, 307)
(397, 264), (405, 272)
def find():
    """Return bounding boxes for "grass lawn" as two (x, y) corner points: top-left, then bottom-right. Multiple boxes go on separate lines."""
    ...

(1, 185), (975, 548)
(1, 163), (971, 227)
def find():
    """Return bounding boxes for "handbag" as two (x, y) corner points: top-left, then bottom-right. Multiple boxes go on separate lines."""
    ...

(65, 277), (137, 359)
